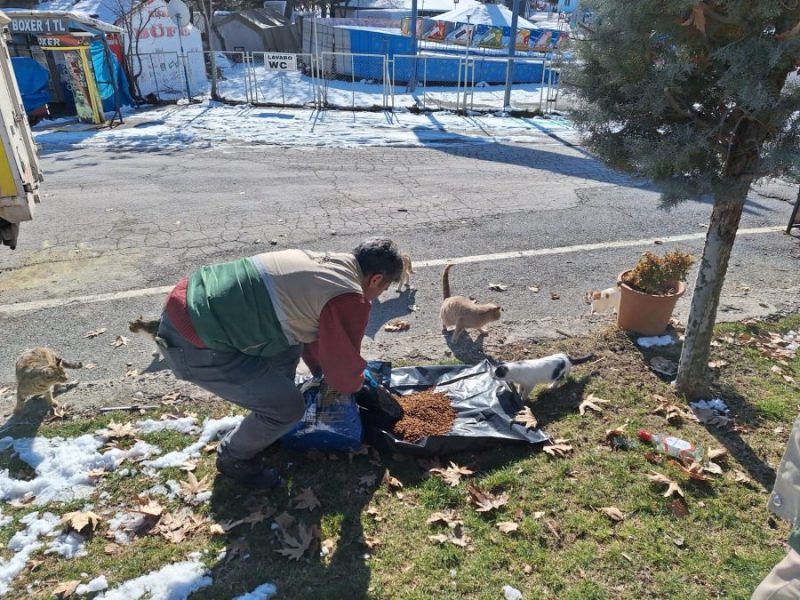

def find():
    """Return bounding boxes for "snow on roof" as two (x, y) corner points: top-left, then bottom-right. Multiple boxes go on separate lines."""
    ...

(435, 3), (538, 28)
(343, 0), (479, 12)
(35, 0), (132, 26)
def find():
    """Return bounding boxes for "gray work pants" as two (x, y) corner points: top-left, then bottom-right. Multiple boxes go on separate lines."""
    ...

(157, 314), (304, 461)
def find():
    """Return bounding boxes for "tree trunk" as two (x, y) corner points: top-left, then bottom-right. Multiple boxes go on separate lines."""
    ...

(202, 10), (219, 100)
(675, 182), (749, 399)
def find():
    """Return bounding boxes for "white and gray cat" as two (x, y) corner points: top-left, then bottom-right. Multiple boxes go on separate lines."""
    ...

(493, 352), (594, 400)
(586, 286), (620, 315)
(15, 347), (82, 413)
(440, 263), (502, 342)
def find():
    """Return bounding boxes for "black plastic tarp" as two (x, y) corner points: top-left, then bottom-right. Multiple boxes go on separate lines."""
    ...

(357, 360), (549, 456)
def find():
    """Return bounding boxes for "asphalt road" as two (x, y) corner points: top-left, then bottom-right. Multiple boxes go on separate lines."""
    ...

(1, 134), (798, 410)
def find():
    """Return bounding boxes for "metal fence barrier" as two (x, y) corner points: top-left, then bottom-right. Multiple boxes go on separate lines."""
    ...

(134, 49), (560, 114)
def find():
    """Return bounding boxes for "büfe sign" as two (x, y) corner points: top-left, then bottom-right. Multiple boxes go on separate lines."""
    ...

(263, 53), (297, 72)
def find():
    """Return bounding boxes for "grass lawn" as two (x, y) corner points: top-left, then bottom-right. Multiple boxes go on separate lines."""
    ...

(1, 315), (798, 599)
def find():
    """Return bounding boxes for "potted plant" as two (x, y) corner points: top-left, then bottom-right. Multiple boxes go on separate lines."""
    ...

(616, 250), (695, 336)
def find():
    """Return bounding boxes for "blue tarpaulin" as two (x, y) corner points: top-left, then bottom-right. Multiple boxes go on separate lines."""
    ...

(90, 41), (133, 111)
(10, 57), (50, 114)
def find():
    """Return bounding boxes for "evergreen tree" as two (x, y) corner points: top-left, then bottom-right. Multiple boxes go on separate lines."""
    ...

(563, 1), (800, 398)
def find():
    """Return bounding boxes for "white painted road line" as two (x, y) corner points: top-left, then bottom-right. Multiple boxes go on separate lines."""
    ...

(0, 226), (784, 316)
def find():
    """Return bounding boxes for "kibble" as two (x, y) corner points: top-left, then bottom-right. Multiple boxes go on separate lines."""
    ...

(392, 389), (456, 442)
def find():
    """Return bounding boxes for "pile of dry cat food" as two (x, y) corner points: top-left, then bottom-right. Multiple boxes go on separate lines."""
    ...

(392, 389), (456, 441)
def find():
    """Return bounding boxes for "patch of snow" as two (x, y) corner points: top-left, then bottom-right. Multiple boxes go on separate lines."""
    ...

(95, 560), (212, 600)
(45, 531), (88, 559)
(233, 582), (278, 600)
(0, 512), (60, 595)
(142, 416), (242, 469)
(636, 335), (675, 348)
(107, 512), (150, 545)
(33, 103), (576, 152)
(503, 584), (523, 600)
(135, 417), (199, 435)
(77, 575), (109, 595)
(0, 435), (160, 506)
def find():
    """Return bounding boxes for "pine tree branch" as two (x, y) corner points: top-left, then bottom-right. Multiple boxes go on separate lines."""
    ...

(663, 87), (711, 131)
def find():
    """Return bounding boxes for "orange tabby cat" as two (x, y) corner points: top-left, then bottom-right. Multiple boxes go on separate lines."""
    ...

(396, 253), (415, 292)
(15, 347), (82, 413)
(440, 264), (502, 342)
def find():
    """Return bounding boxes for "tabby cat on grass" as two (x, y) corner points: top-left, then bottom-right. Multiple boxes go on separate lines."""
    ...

(15, 347), (82, 413)
(440, 263), (502, 342)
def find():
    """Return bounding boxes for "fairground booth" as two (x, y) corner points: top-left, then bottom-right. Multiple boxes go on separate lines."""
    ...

(4, 10), (132, 124)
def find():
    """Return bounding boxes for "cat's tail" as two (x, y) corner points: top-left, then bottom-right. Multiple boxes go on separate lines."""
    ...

(567, 353), (594, 365)
(57, 358), (83, 369)
(442, 263), (454, 300)
(129, 317), (161, 338)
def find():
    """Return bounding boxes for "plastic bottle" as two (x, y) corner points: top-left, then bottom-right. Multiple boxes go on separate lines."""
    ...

(638, 429), (704, 462)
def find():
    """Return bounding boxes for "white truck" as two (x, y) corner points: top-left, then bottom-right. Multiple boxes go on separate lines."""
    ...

(0, 11), (42, 250)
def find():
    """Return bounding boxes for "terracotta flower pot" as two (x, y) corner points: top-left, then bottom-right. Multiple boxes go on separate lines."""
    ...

(616, 270), (686, 336)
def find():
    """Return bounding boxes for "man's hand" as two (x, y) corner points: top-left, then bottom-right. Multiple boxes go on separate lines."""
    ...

(363, 368), (381, 389)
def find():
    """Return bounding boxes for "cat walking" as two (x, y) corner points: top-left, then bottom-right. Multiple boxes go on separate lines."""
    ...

(396, 253), (415, 292)
(440, 264), (502, 342)
(494, 352), (593, 400)
(587, 286), (620, 315)
(15, 347), (82, 413)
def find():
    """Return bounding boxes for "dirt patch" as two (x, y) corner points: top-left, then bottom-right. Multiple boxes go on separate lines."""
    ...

(0, 248), (143, 304)
(392, 390), (456, 441)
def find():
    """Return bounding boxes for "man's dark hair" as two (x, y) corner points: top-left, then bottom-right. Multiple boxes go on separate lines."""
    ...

(353, 238), (404, 282)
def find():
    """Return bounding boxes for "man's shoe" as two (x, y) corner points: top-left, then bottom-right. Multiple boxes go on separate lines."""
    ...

(215, 454), (281, 489)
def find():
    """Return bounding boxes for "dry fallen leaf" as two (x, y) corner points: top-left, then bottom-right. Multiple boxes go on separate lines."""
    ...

(294, 487), (321, 511)
(321, 537), (337, 559)
(674, 460), (713, 481)
(598, 506), (625, 522)
(383, 320), (411, 332)
(497, 521), (519, 533)
(734, 470), (752, 485)
(488, 283), (508, 292)
(542, 439), (573, 458)
(427, 510), (463, 528)
(428, 533), (449, 544)
(97, 421), (136, 439)
(61, 511), (102, 535)
(275, 523), (315, 561)
(429, 462), (474, 487)
(579, 393), (610, 415)
(84, 328), (107, 338)
(708, 447), (728, 461)
(52, 580), (80, 598)
(111, 335), (129, 348)
(704, 461), (723, 475)
(226, 537), (250, 563)
(708, 360), (728, 369)
(135, 497), (164, 518)
(360, 534), (380, 550)
(513, 406), (538, 429)
(179, 472), (211, 496)
(467, 484), (508, 513)
(647, 471), (684, 498)
(104, 543), (122, 555)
